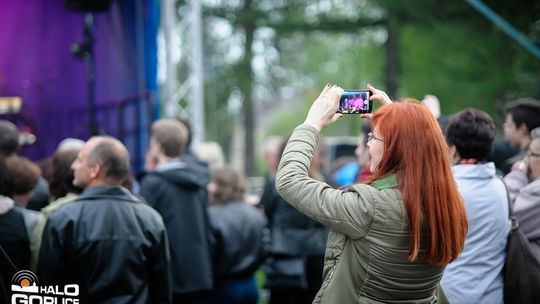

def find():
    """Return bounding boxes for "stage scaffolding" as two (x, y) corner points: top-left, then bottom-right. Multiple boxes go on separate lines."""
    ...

(161, 0), (205, 146)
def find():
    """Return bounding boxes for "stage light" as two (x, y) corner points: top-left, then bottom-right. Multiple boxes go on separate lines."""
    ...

(0, 96), (22, 114)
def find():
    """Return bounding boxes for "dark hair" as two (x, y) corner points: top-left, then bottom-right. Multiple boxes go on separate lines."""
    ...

(277, 133), (293, 164)
(0, 158), (8, 196)
(211, 166), (245, 204)
(445, 108), (496, 161)
(37, 158), (54, 184)
(505, 98), (540, 134)
(88, 137), (130, 184)
(50, 149), (83, 199)
(361, 122), (372, 146)
(4, 156), (41, 196)
(0, 120), (19, 157)
(152, 118), (187, 157)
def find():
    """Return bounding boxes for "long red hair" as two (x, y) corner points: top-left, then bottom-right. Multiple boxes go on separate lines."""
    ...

(366, 99), (467, 265)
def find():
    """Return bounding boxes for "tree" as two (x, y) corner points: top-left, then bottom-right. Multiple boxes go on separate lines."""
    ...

(203, 0), (387, 175)
(177, 0), (540, 175)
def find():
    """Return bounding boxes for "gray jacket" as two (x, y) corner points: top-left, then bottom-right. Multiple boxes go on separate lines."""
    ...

(504, 170), (540, 261)
(276, 125), (445, 304)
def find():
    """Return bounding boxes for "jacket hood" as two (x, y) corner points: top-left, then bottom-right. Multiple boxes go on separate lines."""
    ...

(0, 195), (14, 215)
(151, 160), (210, 189)
(452, 162), (496, 180)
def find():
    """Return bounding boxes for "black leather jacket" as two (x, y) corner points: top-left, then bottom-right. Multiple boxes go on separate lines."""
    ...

(208, 200), (268, 281)
(259, 176), (328, 257)
(37, 186), (171, 304)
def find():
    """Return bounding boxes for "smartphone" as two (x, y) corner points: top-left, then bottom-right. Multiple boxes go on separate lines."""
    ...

(337, 90), (372, 114)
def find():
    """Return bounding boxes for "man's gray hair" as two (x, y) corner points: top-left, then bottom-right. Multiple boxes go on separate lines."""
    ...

(531, 127), (540, 138)
(87, 136), (130, 184)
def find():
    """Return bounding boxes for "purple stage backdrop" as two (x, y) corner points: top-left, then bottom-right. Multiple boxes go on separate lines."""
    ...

(0, 0), (160, 171)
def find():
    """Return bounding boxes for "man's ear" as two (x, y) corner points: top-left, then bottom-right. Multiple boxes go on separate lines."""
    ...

(448, 145), (460, 164)
(89, 163), (101, 179)
(150, 137), (163, 156)
(517, 123), (529, 136)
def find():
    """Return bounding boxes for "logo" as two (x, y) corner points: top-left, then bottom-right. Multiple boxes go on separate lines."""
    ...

(11, 270), (79, 304)
(11, 270), (39, 293)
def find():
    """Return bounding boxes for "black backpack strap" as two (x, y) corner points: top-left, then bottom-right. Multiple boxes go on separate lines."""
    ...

(0, 243), (18, 274)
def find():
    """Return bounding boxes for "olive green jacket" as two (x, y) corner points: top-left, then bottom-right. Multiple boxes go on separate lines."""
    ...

(30, 193), (79, 271)
(276, 125), (446, 304)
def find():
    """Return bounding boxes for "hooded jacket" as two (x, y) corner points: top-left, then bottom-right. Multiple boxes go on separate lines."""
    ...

(441, 163), (508, 304)
(139, 159), (213, 295)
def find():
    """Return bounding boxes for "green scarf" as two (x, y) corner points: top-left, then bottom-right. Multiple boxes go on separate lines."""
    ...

(370, 173), (398, 190)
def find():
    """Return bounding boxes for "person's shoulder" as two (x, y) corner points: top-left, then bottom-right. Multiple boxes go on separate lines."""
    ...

(130, 199), (166, 226)
(140, 171), (166, 184)
(42, 194), (79, 214)
(211, 201), (266, 226)
(244, 203), (267, 225)
(45, 200), (83, 227)
(4, 205), (26, 221)
(349, 183), (401, 201)
(231, 201), (265, 217)
(348, 184), (404, 221)
(15, 206), (39, 219)
(523, 178), (540, 194)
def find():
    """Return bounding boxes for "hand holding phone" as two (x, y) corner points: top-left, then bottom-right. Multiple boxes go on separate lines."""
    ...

(337, 90), (372, 114)
(304, 84), (344, 131)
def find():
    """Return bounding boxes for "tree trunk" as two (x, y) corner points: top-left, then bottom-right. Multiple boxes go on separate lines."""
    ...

(239, 0), (256, 177)
(384, 16), (400, 99)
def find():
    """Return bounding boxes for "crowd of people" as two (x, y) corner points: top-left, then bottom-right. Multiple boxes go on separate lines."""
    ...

(0, 84), (539, 304)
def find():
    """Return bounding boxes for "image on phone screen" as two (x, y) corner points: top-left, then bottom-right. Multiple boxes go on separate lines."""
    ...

(337, 90), (372, 114)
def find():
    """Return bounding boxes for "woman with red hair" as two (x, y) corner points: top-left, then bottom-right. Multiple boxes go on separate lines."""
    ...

(275, 84), (467, 303)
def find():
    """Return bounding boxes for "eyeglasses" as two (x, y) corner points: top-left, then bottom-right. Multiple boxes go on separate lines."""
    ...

(367, 132), (383, 143)
(527, 149), (540, 158)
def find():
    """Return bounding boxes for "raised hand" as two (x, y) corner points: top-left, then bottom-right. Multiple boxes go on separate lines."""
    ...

(360, 83), (394, 120)
(304, 84), (344, 131)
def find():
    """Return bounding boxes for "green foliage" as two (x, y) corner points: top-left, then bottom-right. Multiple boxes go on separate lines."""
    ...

(400, 22), (515, 116)
(177, 0), (540, 171)
(265, 31), (384, 139)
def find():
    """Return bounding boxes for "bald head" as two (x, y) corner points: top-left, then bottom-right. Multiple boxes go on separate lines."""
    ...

(72, 136), (130, 188)
(87, 136), (130, 184)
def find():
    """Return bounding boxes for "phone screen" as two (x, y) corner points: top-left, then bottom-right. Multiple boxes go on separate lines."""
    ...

(337, 90), (372, 114)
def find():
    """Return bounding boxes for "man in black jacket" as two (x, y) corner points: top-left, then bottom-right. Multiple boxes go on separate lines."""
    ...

(140, 118), (213, 303)
(37, 136), (171, 303)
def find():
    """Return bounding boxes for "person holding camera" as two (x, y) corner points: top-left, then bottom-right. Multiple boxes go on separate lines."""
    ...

(275, 83), (467, 303)
(504, 127), (540, 261)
